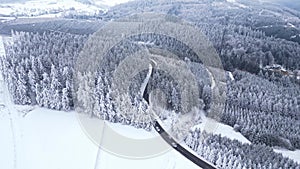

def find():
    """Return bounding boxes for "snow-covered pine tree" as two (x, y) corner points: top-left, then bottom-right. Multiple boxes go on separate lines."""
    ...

(62, 66), (72, 88)
(62, 87), (70, 111)
(35, 83), (43, 106)
(16, 66), (31, 105)
(28, 69), (37, 104)
(93, 76), (106, 119)
(7, 68), (18, 103)
(41, 73), (51, 108)
(76, 72), (95, 117)
(202, 84), (212, 110)
(53, 89), (62, 110)
(50, 65), (62, 109)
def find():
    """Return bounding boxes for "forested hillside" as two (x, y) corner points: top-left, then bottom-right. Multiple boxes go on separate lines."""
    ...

(0, 31), (88, 110)
(102, 0), (300, 72)
(185, 129), (300, 169)
(221, 70), (300, 150)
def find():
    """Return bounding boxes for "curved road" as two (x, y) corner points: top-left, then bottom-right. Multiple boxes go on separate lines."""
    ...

(153, 121), (217, 169)
(144, 56), (216, 169)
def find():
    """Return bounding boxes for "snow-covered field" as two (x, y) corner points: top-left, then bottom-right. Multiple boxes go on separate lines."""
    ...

(0, 0), (132, 17)
(94, 0), (133, 7)
(274, 149), (300, 164)
(0, 37), (5, 56)
(193, 116), (251, 144)
(0, 82), (200, 169)
(108, 122), (159, 139)
(0, 107), (99, 169)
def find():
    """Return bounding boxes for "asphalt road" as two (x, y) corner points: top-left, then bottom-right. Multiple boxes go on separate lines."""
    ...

(153, 121), (217, 169)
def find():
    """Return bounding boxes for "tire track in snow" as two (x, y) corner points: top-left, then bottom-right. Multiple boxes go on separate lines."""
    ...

(8, 109), (17, 169)
(0, 76), (17, 169)
(0, 36), (17, 169)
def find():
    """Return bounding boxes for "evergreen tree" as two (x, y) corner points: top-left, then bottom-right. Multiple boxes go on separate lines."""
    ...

(16, 66), (31, 104)
(62, 87), (71, 111)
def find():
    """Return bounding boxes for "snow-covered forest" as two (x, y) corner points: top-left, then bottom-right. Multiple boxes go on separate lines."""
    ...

(0, 0), (300, 168)
(185, 129), (300, 169)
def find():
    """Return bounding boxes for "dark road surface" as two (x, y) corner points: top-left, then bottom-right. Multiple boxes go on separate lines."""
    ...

(153, 121), (217, 169)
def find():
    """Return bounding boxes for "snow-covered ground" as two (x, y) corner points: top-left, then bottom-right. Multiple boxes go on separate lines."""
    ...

(0, 7), (15, 16)
(94, 0), (133, 7)
(291, 34), (300, 39)
(228, 72), (235, 81)
(0, 108), (99, 169)
(192, 116), (251, 144)
(107, 122), (159, 139)
(0, 103), (203, 169)
(226, 0), (248, 8)
(0, 0), (97, 16)
(0, 0), (133, 17)
(287, 22), (296, 28)
(192, 112), (300, 164)
(0, 36), (5, 56)
(0, 81), (201, 169)
(94, 144), (202, 169)
(0, 103), (199, 169)
(274, 148), (300, 164)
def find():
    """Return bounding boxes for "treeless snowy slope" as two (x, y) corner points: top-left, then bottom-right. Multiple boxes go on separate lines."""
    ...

(193, 116), (251, 144)
(0, 36), (16, 169)
(94, 0), (134, 7)
(94, 145), (203, 169)
(274, 148), (300, 164)
(15, 109), (99, 169)
(0, 37), (5, 56)
(0, 83), (15, 169)
(193, 113), (300, 164)
(0, 106), (203, 169)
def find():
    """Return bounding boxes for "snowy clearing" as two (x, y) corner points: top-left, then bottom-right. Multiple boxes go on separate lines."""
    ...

(0, 36), (5, 56)
(107, 122), (159, 139)
(287, 22), (296, 28)
(192, 111), (300, 164)
(0, 7), (14, 16)
(291, 34), (300, 39)
(94, 0), (134, 7)
(274, 148), (300, 164)
(226, 0), (248, 9)
(94, 145), (201, 169)
(193, 116), (251, 144)
(0, 106), (201, 169)
(192, 113), (300, 163)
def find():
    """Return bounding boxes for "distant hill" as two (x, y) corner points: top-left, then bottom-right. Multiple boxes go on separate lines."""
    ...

(265, 0), (300, 11)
